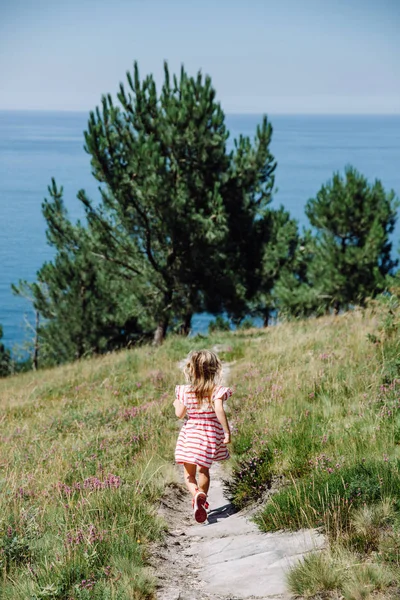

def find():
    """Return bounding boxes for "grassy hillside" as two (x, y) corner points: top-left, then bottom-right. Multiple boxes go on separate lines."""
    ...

(0, 293), (399, 599)
(0, 331), (244, 599)
(225, 294), (400, 599)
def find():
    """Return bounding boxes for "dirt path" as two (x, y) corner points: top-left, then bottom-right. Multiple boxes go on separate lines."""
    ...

(151, 354), (324, 600)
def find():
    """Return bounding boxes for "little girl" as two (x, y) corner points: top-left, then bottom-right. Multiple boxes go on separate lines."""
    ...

(173, 349), (232, 523)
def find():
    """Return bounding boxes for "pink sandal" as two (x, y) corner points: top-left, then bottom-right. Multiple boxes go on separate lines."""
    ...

(192, 491), (207, 523)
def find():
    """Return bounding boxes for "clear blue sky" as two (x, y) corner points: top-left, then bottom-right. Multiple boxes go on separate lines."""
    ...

(1, 0), (399, 113)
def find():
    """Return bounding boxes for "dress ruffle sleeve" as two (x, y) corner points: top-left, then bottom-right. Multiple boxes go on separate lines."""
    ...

(214, 386), (233, 402)
(175, 384), (186, 406)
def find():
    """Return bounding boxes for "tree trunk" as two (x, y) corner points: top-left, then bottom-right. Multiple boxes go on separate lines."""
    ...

(181, 311), (192, 336)
(33, 311), (40, 371)
(153, 290), (172, 345)
(263, 312), (270, 327)
(153, 318), (169, 345)
(333, 300), (340, 315)
(76, 284), (87, 359)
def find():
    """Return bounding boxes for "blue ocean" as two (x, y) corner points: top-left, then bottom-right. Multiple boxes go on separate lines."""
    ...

(1, 112), (400, 353)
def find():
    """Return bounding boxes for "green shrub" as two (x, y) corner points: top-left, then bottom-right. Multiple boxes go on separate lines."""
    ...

(0, 528), (31, 572)
(237, 318), (255, 330)
(208, 316), (231, 333)
(223, 447), (274, 510)
(0, 513), (35, 573)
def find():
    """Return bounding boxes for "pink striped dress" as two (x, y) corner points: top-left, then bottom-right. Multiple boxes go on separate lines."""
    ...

(174, 384), (233, 469)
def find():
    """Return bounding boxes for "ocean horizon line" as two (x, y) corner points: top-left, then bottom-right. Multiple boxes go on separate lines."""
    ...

(1, 109), (400, 118)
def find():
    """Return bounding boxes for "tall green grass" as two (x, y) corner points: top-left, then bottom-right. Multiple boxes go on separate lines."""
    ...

(0, 331), (248, 599)
(223, 291), (400, 598)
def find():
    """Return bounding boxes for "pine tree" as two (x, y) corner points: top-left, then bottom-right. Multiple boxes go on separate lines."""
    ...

(255, 207), (300, 325)
(305, 167), (399, 312)
(16, 62), (283, 354)
(80, 62), (277, 342)
(0, 325), (11, 377)
(14, 181), (152, 366)
(207, 123), (277, 323)
(273, 229), (324, 318)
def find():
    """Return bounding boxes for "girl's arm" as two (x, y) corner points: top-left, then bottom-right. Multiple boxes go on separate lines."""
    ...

(214, 398), (231, 443)
(173, 397), (187, 419)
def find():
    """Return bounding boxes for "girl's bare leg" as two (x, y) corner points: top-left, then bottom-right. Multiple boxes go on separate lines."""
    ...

(198, 466), (210, 495)
(183, 463), (198, 497)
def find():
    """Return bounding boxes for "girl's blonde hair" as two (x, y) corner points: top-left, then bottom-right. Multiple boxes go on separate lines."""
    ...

(184, 349), (222, 408)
